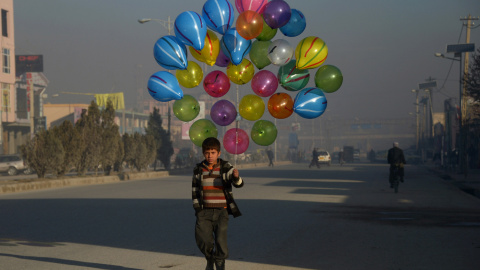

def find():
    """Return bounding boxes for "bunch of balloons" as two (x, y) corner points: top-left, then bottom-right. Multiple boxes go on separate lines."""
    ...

(146, 0), (344, 154)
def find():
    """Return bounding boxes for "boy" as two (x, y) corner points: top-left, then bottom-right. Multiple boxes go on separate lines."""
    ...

(192, 137), (244, 270)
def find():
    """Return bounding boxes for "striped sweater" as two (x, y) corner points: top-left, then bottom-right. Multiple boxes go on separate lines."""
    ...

(201, 164), (227, 208)
(192, 159), (244, 217)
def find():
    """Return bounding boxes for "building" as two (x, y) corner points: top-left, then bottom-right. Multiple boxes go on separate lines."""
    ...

(0, 0), (17, 154)
(44, 103), (150, 134)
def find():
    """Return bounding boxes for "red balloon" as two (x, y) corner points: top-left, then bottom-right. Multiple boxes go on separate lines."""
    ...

(251, 70), (278, 97)
(268, 93), (294, 119)
(236, 10), (264, 40)
(203, 70), (231, 98)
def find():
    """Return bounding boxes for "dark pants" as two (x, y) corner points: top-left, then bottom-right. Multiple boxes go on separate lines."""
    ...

(268, 158), (274, 166)
(195, 208), (229, 261)
(309, 158), (320, 168)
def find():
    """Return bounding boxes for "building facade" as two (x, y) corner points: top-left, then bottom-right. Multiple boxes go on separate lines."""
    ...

(0, 0), (17, 154)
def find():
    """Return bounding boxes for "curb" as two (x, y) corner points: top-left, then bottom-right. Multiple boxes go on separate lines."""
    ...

(0, 171), (170, 195)
(0, 161), (293, 195)
(425, 165), (480, 199)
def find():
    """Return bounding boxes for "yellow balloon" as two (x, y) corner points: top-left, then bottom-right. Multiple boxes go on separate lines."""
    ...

(226, 59), (255, 85)
(239, 94), (265, 121)
(295, 36), (329, 70)
(176, 61), (204, 88)
(189, 30), (220, 66)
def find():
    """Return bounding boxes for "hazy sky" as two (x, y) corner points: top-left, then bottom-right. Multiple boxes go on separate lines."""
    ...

(12, 0), (480, 121)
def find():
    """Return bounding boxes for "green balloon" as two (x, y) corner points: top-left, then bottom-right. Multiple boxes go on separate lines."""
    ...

(251, 120), (277, 146)
(278, 60), (310, 91)
(173, 95), (200, 122)
(256, 16), (277, 41)
(314, 65), (343, 93)
(249, 40), (272, 70)
(189, 119), (218, 147)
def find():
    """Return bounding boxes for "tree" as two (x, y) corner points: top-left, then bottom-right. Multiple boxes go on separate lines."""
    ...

(123, 133), (137, 170)
(145, 107), (173, 170)
(51, 120), (83, 177)
(21, 129), (65, 178)
(100, 100), (122, 175)
(133, 132), (149, 171)
(75, 101), (102, 176)
(465, 48), (480, 120)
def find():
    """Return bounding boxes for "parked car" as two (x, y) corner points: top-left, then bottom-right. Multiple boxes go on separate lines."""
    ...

(354, 149), (360, 161)
(0, 154), (32, 175)
(317, 150), (331, 166)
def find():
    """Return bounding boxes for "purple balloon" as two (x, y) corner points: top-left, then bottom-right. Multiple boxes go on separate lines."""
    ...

(215, 49), (231, 67)
(263, 0), (291, 29)
(251, 70), (279, 97)
(223, 128), (249, 154)
(210, 100), (237, 126)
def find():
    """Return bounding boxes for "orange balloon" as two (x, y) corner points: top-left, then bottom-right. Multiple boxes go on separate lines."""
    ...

(268, 93), (294, 119)
(236, 10), (264, 40)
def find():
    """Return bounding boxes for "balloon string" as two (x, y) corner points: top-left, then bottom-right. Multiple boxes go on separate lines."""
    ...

(234, 84), (239, 168)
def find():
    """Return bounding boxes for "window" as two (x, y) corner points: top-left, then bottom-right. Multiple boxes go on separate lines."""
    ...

(2, 48), (10, 74)
(1, 9), (7, 37)
(2, 83), (10, 113)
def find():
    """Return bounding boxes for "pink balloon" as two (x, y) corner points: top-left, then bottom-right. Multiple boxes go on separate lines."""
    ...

(223, 128), (250, 154)
(251, 70), (279, 97)
(204, 70), (231, 97)
(235, 0), (268, 14)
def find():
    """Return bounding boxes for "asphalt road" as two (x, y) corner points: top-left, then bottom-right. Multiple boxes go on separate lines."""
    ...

(0, 162), (479, 270)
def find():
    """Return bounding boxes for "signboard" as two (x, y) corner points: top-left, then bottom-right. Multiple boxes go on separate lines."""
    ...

(446, 43), (475, 53)
(16, 55), (43, 75)
(34, 116), (46, 132)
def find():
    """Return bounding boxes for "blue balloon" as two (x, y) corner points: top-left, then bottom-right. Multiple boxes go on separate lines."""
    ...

(280, 9), (306, 37)
(293, 87), (328, 119)
(174, 11), (207, 50)
(147, 71), (184, 102)
(153, 36), (188, 70)
(202, 0), (235, 35)
(220, 28), (252, 65)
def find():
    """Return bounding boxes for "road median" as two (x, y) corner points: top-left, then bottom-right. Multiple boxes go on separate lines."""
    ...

(0, 171), (170, 195)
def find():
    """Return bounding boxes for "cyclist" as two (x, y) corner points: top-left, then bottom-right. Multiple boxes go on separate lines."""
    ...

(387, 142), (406, 188)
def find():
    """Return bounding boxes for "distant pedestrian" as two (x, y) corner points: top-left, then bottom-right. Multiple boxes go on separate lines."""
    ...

(266, 148), (274, 167)
(309, 148), (320, 168)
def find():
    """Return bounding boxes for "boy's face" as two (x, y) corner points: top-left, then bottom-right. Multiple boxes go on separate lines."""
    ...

(203, 148), (220, 166)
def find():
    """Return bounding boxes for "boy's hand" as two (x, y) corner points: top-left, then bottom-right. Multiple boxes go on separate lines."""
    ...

(233, 169), (239, 178)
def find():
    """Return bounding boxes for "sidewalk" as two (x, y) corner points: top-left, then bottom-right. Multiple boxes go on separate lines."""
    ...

(425, 161), (480, 199)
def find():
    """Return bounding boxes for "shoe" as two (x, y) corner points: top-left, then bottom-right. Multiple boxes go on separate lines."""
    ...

(215, 260), (225, 270)
(390, 184), (393, 188)
(400, 178), (404, 183)
(205, 259), (214, 270)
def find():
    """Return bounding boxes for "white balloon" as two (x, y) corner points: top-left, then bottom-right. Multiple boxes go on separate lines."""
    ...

(267, 39), (294, 66)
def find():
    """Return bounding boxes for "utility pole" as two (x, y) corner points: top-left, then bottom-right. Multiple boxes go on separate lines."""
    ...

(459, 15), (478, 176)
(412, 89), (420, 151)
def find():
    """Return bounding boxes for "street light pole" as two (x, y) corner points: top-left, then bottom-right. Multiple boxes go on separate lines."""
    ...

(412, 89), (420, 151)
